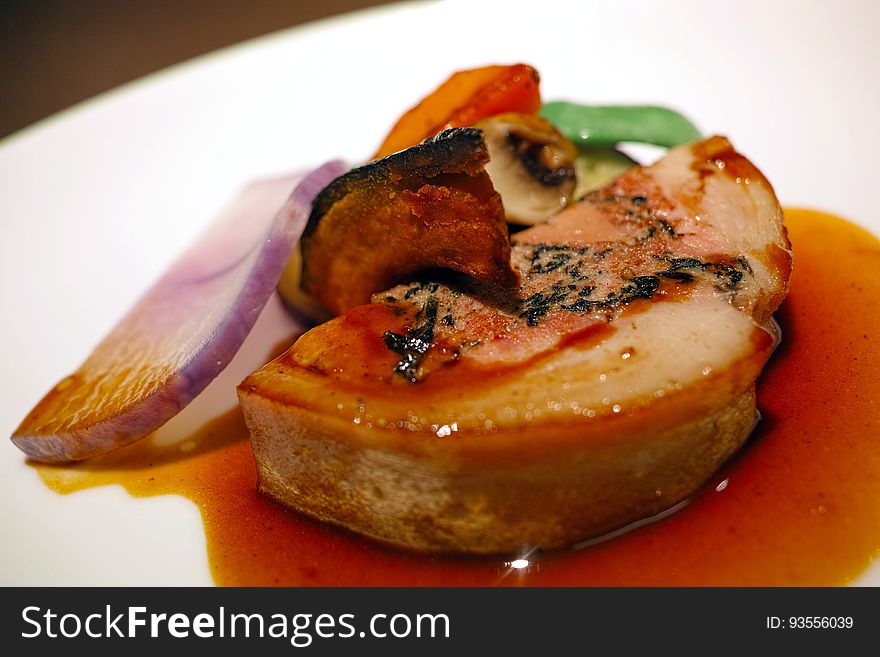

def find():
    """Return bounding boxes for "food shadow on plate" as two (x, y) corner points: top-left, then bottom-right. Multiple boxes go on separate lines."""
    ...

(31, 294), (305, 478)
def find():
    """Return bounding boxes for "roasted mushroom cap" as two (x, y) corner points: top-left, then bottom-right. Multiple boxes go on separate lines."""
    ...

(475, 113), (578, 225)
(299, 128), (519, 316)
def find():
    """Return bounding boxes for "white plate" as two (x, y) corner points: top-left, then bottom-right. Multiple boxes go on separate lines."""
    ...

(1, 0), (878, 586)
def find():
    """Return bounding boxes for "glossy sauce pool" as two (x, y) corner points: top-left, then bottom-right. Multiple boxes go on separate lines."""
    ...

(35, 209), (880, 585)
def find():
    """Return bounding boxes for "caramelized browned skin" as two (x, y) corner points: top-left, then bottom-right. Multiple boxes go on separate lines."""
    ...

(240, 136), (792, 554)
(300, 128), (518, 315)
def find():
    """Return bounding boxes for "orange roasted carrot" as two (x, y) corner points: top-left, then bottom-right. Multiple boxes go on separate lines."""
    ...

(374, 64), (541, 159)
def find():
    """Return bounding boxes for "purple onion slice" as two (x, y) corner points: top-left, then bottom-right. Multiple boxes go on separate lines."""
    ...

(12, 161), (346, 463)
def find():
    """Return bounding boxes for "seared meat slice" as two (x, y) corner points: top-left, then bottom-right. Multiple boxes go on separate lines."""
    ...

(238, 136), (791, 554)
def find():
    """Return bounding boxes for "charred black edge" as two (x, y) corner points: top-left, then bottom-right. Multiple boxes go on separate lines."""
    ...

(301, 128), (489, 241)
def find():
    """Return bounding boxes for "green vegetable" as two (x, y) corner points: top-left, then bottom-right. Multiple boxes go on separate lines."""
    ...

(540, 101), (702, 148)
(573, 148), (637, 199)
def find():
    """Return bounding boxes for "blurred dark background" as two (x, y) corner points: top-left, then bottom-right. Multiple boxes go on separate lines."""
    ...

(0, 0), (396, 139)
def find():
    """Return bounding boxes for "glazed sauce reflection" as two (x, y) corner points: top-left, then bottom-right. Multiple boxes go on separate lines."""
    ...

(36, 209), (880, 585)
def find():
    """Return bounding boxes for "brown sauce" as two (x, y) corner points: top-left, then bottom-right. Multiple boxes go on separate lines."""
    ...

(35, 209), (880, 585)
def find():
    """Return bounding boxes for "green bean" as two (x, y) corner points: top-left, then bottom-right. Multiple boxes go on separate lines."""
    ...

(540, 101), (702, 148)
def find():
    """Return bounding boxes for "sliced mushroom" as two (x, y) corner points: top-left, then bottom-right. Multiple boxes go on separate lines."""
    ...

(475, 112), (578, 225)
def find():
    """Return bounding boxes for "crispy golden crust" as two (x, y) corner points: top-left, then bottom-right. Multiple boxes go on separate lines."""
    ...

(241, 377), (758, 554)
